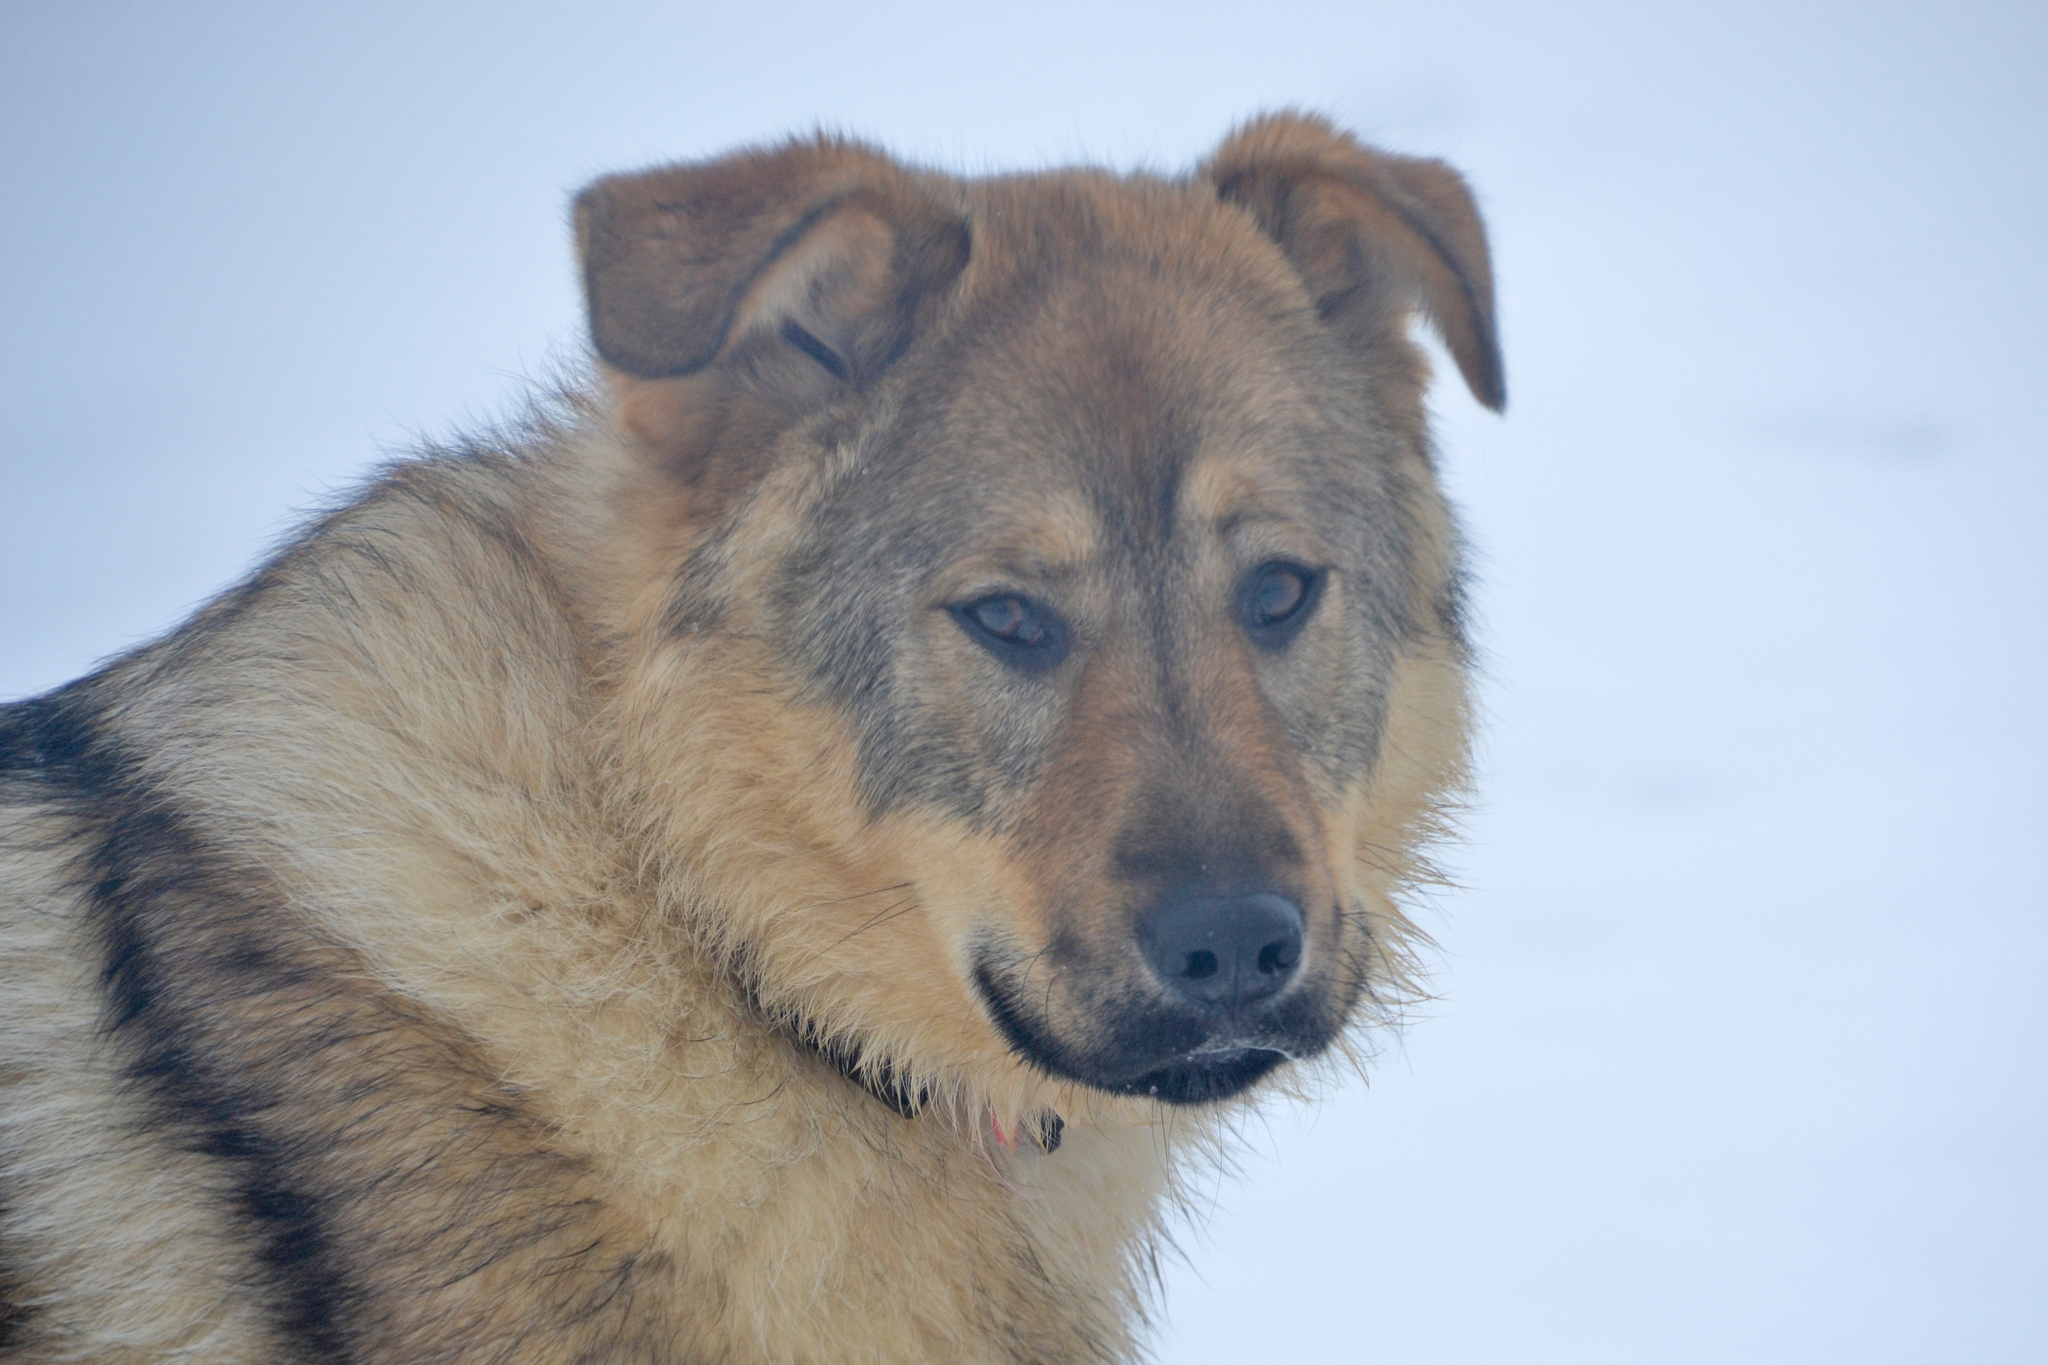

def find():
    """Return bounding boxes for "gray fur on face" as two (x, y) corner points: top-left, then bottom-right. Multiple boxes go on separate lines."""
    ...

(759, 194), (1443, 824)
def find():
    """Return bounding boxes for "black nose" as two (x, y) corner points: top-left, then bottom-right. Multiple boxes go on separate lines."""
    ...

(1137, 888), (1305, 1011)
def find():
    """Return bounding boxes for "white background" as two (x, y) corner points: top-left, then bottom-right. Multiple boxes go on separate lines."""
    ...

(3, 3), (2043, 1360)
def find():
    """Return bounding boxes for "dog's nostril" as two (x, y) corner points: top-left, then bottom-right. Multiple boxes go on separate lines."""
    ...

(1138, 889), (1305, 1010)
(1256, 939), (1298, 975)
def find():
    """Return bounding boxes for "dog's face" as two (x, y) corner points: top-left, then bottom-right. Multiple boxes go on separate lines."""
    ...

(578, 116), (1501, 1110)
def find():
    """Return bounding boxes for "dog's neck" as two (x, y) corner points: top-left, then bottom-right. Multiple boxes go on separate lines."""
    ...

(731, 960), (1063, 1152)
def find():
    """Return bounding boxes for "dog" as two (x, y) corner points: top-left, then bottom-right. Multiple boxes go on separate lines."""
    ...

(0, 111), (1502, 1362)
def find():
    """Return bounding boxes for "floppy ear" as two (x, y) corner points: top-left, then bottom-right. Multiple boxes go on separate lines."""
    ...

(575, 136), (970, 469)
(1205, 112), (1505, 411)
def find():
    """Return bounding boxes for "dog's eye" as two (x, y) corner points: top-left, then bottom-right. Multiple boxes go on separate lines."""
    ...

(1239, 562), (1322, 649)
(952, 593), (1069, 671)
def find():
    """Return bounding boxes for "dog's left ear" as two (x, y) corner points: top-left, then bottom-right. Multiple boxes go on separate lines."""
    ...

(1205, 112), (1505, 411)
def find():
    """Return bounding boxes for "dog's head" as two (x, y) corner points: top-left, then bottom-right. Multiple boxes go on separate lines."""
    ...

(575, 114), (1500, 1116)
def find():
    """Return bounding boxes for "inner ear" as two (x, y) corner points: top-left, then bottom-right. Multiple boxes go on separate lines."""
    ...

(721, 203), (907, 413)
(1206, 112), (1505, 412)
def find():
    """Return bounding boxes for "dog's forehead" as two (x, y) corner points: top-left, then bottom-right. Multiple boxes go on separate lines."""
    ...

(865, 175), (1374, 564)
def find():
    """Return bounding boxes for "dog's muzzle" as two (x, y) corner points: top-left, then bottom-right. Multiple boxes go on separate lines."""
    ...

(973, 881), (1332, 1106)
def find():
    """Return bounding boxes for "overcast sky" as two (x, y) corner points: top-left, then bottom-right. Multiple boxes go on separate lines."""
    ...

(3, 2), (2044, 1361)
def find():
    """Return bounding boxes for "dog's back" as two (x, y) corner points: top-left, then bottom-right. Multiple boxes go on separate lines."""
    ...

(0, 114), (1501, 1362)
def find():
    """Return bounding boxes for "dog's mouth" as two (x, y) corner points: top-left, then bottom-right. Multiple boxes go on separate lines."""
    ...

(1100, 1047), (1293, 1105)
(971, 957), (1323, 1106)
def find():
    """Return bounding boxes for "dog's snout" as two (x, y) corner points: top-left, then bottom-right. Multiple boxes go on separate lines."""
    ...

(1137, 887), (1304, 1011)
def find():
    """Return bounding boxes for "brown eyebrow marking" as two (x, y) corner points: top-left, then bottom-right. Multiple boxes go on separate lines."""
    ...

(1213, 506), (1295, 537)
(975, 556), (1090, 587)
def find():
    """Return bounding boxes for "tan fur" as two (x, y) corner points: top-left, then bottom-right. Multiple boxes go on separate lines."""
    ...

(0, 112), (1500, 1362)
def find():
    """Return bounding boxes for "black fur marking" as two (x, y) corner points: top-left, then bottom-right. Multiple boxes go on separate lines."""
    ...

(18, 689), (358, 1362)
(730, 955), (930, 1119)
(7, 682), (676, 1361)
(809, 1029), (929, 1120)
(0, 691), (97, 781)
(729, 953), (1069, 1150)
(99, 930), (353, 1360)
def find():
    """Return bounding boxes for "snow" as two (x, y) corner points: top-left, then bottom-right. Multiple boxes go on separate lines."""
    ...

(4, 2), (2042, 1359)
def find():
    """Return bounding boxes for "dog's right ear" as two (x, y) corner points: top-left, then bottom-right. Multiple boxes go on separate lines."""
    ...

(575, 137), (969, 476)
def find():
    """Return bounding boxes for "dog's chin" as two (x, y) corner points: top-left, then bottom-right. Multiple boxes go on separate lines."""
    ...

(1098, 1047), (1291, 1105)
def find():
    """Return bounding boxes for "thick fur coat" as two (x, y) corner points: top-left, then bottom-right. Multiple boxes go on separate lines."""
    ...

(0, 113), (1502, 1362)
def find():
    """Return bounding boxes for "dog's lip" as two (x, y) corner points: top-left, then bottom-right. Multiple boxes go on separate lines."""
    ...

(1101, 1045), (1292, 1104)
(1182, 1042), (1298, 1063)
(971, 954), (1318, 1103)
(1115, 1040), (1296, 1082)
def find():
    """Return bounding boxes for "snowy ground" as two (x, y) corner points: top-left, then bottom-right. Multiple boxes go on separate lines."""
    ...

(4, 3), (2043, 1360)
